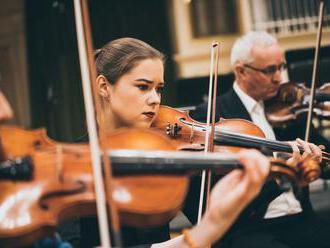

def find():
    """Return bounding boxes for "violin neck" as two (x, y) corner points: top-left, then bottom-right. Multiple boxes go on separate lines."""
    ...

(109, 150), (242, 175)
(214, 130), (302, 154)
(315, 92), (330, 102)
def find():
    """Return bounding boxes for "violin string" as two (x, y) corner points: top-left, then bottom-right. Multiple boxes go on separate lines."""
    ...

(321, 151), (330, 156)
(321, 157), (330, 162)
(214, 131), (330, 163)
(182, 129), (287, 151)
(230, 133), (330, 162)
(215, 131), (291, 152)
(179, 128), (330, 163)
(217, 130), (329, 155)
(181, 129), (288, 152)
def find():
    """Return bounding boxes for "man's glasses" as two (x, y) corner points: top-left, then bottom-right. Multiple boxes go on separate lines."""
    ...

(243, 63), (287, 75)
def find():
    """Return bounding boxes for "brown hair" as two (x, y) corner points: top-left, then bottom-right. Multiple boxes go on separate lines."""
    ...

(95, 38), (165, 84)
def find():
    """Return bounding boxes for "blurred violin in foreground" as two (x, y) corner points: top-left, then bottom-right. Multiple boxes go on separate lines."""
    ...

(0, 126), (321, 247)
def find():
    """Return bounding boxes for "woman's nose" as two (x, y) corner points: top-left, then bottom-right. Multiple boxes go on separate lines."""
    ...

(147, 89), (161, 105)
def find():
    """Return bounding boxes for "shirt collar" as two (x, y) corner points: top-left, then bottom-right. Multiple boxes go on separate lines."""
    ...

(233, 81), (263, 114)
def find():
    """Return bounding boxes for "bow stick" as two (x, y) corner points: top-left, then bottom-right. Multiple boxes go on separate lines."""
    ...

(305, 0), (326, 142)
(73, 0), (122, 247)
(197, 42), (220, 223)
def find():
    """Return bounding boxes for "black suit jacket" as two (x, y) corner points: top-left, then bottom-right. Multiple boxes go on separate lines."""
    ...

(191, 88), (252, 122)
(186, 88), (330, 232)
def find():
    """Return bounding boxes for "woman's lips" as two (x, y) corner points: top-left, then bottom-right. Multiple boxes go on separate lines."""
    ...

(142, 112), (155, 118)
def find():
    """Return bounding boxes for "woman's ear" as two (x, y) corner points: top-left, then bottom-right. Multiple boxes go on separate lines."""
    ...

(96, 75), (111, 100)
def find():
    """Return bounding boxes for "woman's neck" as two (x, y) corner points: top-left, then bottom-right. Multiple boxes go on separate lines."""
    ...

(98, 107), (126, 136)
(99, 110), (116, 136)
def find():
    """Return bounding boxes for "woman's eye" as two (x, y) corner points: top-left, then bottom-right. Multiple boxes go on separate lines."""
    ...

(137, 85), (148, 91)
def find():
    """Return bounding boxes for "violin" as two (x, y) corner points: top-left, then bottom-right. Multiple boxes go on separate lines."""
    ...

(0, 125), (56, 159)
(152, 105), (330, 167)
(0, 129), (186, 247)
(0, 127), (318, 247)
(265, 81), (330, 127)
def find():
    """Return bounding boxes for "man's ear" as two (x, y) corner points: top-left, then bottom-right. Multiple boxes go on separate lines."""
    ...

(96, 75), (111, 100)
(234, 63), (246, 79)
(235, 64), (244, 75)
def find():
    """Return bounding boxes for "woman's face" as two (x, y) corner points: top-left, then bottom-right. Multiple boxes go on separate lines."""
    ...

(107, 58), (164, 128)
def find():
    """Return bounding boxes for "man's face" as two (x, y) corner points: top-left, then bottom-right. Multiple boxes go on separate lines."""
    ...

(236, 44), (285, 101)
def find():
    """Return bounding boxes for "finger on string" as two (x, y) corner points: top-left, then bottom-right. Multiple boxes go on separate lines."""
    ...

(287, 141), (301, 166)
(296, 138), (312, 156)
(309, 143), (322, 162)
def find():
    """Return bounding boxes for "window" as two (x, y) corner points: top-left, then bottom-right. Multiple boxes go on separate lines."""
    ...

(189, 0), (238, 37)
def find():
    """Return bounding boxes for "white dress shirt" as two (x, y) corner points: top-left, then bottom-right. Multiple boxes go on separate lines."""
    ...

(233, 82), (302, 218)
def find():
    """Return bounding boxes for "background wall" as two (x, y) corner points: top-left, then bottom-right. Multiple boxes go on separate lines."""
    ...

(0, 0), (30, 126)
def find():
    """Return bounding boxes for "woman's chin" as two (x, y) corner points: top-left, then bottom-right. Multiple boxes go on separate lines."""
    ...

(133, 120), (153, 129)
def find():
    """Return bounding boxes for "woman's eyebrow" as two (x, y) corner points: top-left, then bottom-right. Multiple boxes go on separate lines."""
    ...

(135, 78), (164, 85)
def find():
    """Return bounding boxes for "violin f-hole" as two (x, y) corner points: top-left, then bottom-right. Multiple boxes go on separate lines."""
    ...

(39, 180), (87, 210)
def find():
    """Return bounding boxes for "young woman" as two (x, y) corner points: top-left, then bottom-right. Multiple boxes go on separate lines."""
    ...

(76, 37), (270, 248)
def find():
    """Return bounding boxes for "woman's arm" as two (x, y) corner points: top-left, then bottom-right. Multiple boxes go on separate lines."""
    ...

(152, 149), (270, 248)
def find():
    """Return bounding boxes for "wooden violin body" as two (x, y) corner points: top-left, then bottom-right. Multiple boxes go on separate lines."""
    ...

(152, 105), (265, 153)
(0, 143), (94, 247)
(0, 127), (188, 247)
(0, 125), (56, 160)
(0, 125), (322, 247)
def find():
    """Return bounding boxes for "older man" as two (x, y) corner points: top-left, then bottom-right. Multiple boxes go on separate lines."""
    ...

(189, 31), (330, 248)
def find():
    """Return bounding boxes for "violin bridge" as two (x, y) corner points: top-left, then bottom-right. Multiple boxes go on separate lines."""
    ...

(56, 145), (64, 183)
(189, 122), (195, 143)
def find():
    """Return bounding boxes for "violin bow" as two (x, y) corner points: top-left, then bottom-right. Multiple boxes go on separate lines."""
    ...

(305, 0), (325, 142)
(73, 0), (122, 247)
(197, 42), (220, 223)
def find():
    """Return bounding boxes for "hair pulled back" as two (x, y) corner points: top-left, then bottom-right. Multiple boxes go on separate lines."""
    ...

(95, 38), (165, 84)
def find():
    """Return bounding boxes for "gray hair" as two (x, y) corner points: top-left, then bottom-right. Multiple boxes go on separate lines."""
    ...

(230, 31), (278, 66)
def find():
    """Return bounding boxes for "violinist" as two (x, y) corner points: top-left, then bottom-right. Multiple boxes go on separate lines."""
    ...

(191, 31), (330, 248)
(74, 37), (272, 248)
(0, 91), (13, 122)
